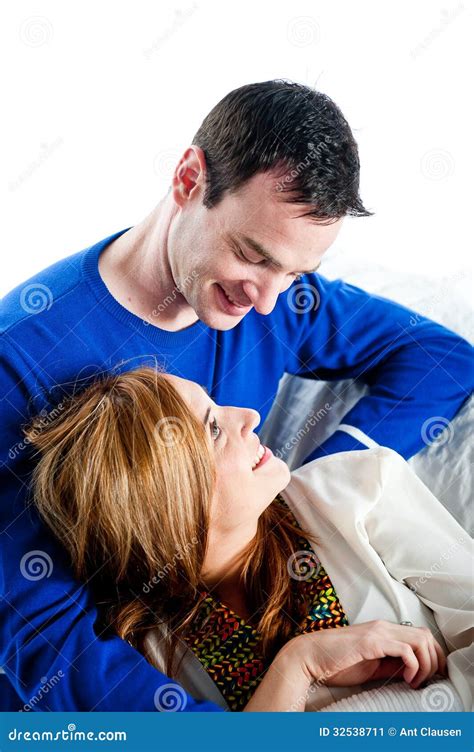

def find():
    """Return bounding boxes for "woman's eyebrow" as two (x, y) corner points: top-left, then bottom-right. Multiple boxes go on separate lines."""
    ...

(198, 384), (212, 426)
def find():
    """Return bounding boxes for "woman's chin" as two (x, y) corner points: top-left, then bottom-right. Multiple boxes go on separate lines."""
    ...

(269, 456), (291, 491)
(280, 460), (292, 486)
(252, 453), (291, 498)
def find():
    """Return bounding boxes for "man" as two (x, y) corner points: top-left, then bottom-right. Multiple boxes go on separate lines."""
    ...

(1, 80), (472, 711)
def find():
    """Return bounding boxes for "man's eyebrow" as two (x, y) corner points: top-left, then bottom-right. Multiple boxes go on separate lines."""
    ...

(229, 232), (321, 275)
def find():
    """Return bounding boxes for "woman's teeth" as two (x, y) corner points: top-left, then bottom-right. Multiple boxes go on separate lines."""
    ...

(252, 444), (265, 469)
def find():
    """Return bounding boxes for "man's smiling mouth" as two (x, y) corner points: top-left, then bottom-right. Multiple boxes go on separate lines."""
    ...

(214, 283), (252, 314)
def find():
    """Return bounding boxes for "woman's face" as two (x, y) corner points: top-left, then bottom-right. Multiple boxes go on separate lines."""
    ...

(166, 375), (291, 536)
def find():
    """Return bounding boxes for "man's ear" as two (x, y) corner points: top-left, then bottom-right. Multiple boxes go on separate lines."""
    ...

(172, 146), (206, 204)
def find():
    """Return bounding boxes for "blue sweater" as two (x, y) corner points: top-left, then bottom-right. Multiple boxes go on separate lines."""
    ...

(1, 228), (472, 711)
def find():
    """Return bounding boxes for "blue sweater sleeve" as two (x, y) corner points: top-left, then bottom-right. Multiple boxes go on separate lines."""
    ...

(0, 343), (222, 712)
(286, 275), (474, 463)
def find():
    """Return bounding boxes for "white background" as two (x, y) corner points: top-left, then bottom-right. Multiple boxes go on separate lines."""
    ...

(1, 0), (472, 302)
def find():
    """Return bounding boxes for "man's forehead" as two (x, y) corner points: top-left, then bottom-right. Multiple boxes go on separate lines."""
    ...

(224, 188), (343, 249)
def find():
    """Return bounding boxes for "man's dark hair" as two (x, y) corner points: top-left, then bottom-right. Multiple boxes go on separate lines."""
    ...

(192, 79), (373, 223)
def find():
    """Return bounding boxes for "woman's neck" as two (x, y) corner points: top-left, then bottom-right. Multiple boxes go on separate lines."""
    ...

(201, 528), (257, 622)
(213, 574), (253, 623)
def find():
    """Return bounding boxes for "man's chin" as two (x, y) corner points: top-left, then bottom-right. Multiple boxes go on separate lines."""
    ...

(196, 300), (248, 330)
(202, 311), (246, 330)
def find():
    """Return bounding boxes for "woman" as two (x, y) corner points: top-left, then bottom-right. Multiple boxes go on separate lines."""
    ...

(24, 367), (473, 712)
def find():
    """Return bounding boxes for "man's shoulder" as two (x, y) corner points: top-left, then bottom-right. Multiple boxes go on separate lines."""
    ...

(2, 247), (86, 337)
(2, 228), (130, 339)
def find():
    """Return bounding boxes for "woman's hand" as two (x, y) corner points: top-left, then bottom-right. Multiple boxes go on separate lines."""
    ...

(244, 620), (448, 712)
(278, 620), (448, 690)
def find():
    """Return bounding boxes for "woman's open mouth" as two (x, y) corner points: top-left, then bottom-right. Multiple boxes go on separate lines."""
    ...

(214, 283), (252, 316)
(252, 443), (272, 471)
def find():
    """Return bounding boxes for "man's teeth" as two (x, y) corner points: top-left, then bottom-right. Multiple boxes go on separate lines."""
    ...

(223, 287), (243, 306)
(252, 444), (265, 469)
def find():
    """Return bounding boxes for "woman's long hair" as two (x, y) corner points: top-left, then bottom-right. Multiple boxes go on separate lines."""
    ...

(24, 367), (316, 674)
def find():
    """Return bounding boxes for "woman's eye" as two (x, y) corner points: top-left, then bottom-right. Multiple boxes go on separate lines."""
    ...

(210, 417), (221, 441)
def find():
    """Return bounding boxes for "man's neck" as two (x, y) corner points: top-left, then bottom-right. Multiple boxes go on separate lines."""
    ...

(98, 196), (199, 331)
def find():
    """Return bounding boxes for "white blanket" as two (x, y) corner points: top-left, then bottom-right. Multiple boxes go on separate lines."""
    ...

(318, 678), (464, 712)
(260, 258), (473, 534)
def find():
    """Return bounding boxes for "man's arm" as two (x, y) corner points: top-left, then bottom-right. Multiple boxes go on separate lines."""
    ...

(0, 347), (222, 712)
(286, 274), (473, 463)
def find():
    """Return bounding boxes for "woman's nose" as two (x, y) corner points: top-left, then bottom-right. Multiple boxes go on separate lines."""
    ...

(233, 406), (260, 436)
(225, 406), (260, 436)
(244, 407), (261, 435)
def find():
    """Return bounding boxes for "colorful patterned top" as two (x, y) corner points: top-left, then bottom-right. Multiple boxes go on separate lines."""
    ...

(181, 495), (350, 711)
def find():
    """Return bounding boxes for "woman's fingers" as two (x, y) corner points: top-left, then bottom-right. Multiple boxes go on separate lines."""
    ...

(432, 638), (448, 677)
(384, 640), (419, 684)
(425, 639), (439, 682)
(370, 657), (406, 682)
(410, 631), (436, 688)
(425, 639), (438, 681)
(373, 633), (447, 689)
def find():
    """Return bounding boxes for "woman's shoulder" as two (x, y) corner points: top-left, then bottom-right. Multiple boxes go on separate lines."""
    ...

(294, 444), (403, 472)
(281, 446), (409, 521)
(289, 445), (407, 487)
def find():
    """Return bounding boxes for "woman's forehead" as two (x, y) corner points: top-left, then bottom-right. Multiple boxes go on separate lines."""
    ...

(164, 373), (210, 413)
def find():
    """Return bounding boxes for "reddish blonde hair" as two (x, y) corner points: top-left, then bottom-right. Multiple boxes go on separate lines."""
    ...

(24, 367), (315, 674)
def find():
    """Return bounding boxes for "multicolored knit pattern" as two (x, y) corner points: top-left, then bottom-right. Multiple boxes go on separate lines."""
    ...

(182, 495), (350, 711)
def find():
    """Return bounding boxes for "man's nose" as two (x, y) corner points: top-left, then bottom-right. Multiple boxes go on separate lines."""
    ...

(242, 279), (282, 316)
